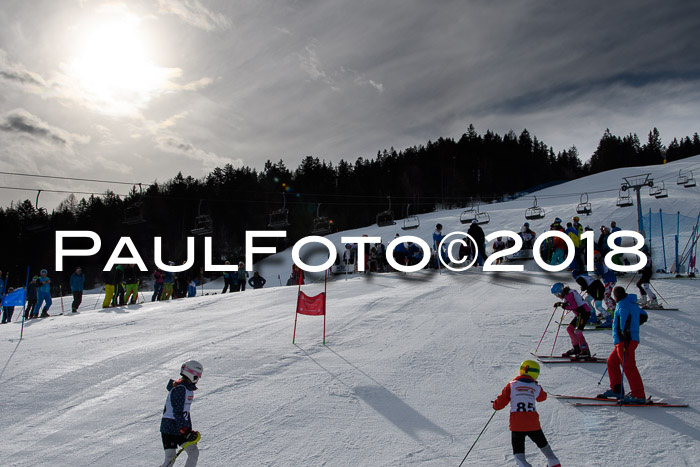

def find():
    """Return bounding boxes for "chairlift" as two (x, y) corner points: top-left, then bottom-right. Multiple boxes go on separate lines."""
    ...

(684, 171), (696, 188)
(677, 170), (689, 185)
(268, 192), (291, 229)
(190, 200), (213, 235)
(460, 199), (490, 225)
(649, 183), (662, 197)
(576, 192), (592, 216)
(311, 204), (332, 235)
(616, 187), (633, 207)
(652, 181), (668, 199)
(25, 190), (50, 232)
(525, 196), (546, 220)
(401, 204), (420, 230)
(376, 196), (396, 227)
(123, 184), (147, 225)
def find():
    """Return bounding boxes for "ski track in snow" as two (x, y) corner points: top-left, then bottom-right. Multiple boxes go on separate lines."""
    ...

(1, 156), (700, 466)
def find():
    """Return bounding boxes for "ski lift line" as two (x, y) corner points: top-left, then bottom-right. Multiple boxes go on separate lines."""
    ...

(0, 185), (131, 197)
(0, 170), (147, 186)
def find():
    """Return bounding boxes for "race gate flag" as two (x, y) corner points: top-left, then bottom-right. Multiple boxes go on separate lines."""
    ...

(293, 270), (327, 345)
(2, 287), (26, 307)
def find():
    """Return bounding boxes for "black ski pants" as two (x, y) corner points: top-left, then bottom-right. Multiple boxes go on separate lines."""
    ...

(512, 429), (548, 454)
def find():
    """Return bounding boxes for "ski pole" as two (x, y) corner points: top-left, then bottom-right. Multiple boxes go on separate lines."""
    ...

(93, 287), (104, 310)
(624, 272), (637, 290)
(598, 367), (608, 386)
(278, 274), (282, 286)
(165, 432), (201, 466)
(535, 305), (559, 354)
(458, 410), (497, 467)
(618, 345), (627, 408)
(60, 285), (65, 314)
(550, 308), (566, 357)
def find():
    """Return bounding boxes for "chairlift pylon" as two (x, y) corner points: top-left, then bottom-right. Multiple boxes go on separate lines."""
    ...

(525, 196), (546, 220)
(576, 192), (592, 216)
(376, 196), (396, 227)
(191, 199), (213, 235)
(123, 183), (147, 225)
(401, 203), (420, 230)
(268, 192), (291, 229)
(311, 203), (332, 235)
(460, 199), (490, 225)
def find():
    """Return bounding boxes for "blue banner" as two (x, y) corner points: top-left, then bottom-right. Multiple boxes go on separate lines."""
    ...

(2, 287), (26, 307)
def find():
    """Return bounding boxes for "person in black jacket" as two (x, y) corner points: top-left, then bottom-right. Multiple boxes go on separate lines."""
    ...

(25, 275), (39, 319)
(248, 271), (266, 289)
(113, 265), (125, 306)
(468, 220), (487, 266)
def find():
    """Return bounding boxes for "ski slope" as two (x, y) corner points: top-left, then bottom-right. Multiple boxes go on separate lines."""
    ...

(1, 156), (699, 466)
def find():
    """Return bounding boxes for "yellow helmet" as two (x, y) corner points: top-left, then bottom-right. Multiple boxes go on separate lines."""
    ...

(520, 360), (540, 380)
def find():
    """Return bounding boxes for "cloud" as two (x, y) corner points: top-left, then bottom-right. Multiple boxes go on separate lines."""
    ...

(0, 49), (51, 94)
(0, 108), (90, 148)
(157, 0), (231, 31)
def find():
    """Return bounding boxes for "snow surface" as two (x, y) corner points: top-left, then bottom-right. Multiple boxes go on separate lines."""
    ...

(2, 156), (700, 466)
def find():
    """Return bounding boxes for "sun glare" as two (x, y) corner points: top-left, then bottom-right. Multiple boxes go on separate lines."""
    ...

(66, 14), (172, 116)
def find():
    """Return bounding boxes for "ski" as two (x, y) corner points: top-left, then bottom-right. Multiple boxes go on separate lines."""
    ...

(554, 394), (616, 401)
(641, 306), (679, 311)
(569, 401), (688, 407)
(537, 357), (603, 364)
(530, 352), (596, 359)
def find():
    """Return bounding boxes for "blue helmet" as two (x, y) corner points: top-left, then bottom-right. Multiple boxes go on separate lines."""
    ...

(551, 282), (564, 296)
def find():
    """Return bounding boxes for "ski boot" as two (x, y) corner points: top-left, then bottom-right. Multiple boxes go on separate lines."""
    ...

(637, 296), (648, 306)
(647, 298), (659, 308)
(562, 345), (581, 357)
(622, 394), (647, 404)
(597, 384), (624, 399)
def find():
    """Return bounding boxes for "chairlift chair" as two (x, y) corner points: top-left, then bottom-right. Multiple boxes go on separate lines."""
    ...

(123, 184), (147, 225)
(460, 199), (490, 225)
(684, 171), (696, 188)
(649, 183), (662, 197)
(401, 204), (420, 230)
(191, 200), (213, 235)
(524, 196), (546, 220)
(576, 193), (592, 216)
(376, 196), (396, 227)
(653, 181), (668, 199)
(616, 187), (633, 207)
(677, 170), (689, 185)
(268, 192), (291, 229)
(311, 204), (332, 235)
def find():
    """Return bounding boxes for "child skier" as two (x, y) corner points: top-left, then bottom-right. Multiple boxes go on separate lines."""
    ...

(493, 360), (561, 467)
(160, 360), (203, 467)
(551, 282), (592, 358)
(574, 273), (612, 327)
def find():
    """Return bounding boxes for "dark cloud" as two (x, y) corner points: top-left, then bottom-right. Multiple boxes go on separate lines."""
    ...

(0, 109), (88, 147)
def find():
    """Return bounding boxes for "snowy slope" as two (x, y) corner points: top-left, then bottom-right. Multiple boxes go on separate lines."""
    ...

(1, 157), (700, 467)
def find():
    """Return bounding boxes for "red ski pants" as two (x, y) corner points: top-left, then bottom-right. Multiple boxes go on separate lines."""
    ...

(607, 341), (645, 399)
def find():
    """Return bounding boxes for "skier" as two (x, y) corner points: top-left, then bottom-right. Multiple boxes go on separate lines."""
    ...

(492, 237), (506, 264)
(433, 223), (447, 268)
(160, 360), (203, 467)
(551, 282), (592, 358)
(574, 273), (611, 326)
(222, 262), (234, 293)
(102, 267), (116, 308)
(597, 287), (648, 403)
(36, 269), (52, 317)
(69, 266), (85, 313)
(636, 245), (657, 307)
(594, 255), (617, 314)
(236, 262), (249, 292)
(520, 223), (536, 249)
(492, 360), (561, 467)
(153, 268), (165, 301)
(123, 264), (139, 305)
(162, 262), (175, 300)
(25, 276), (39, 319)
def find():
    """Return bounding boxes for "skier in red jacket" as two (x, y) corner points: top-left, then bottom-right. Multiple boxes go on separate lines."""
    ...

(493, 360), (561, 467)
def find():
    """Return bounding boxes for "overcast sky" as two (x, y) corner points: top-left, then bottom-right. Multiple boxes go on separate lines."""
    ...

(1, 0), (699, 208)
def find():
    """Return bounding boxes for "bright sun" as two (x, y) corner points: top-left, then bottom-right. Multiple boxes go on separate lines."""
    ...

(66, 13), (173, 116)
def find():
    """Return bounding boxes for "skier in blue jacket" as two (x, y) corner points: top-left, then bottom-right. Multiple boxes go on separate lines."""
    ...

(160, 360), (203, 467)
(69, 267), (86, 313)
(36, 269), (52, 317)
